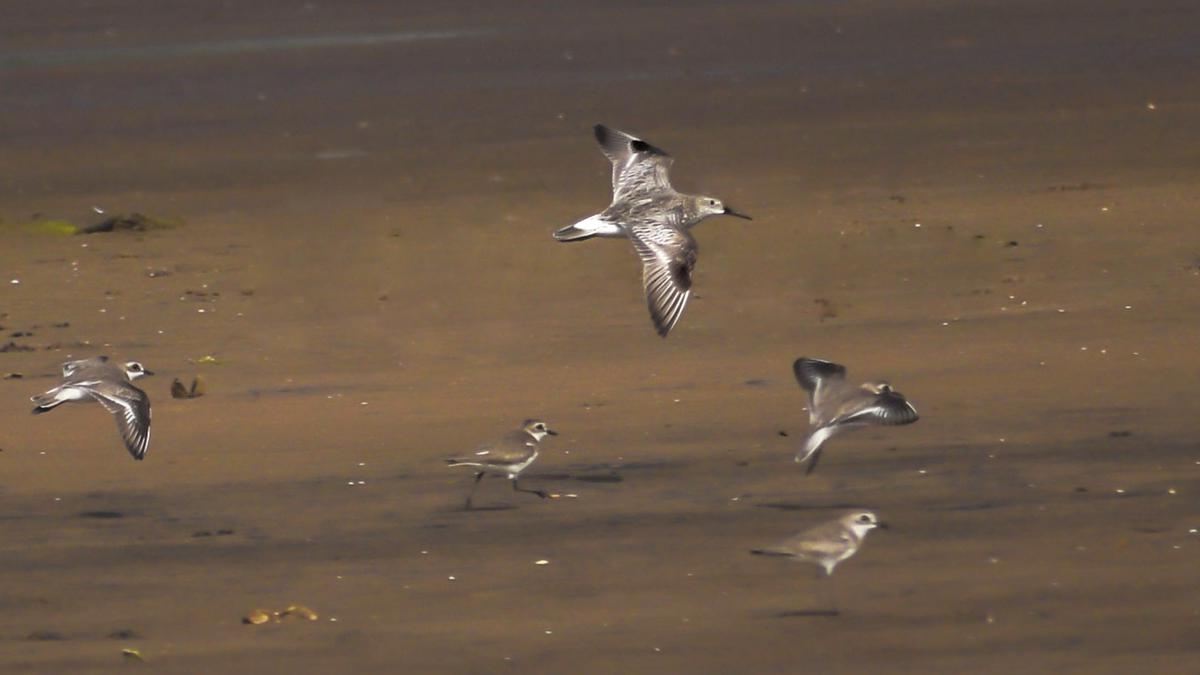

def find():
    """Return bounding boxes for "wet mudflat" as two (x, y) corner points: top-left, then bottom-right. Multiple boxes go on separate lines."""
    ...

(1, 0), (1199, 672)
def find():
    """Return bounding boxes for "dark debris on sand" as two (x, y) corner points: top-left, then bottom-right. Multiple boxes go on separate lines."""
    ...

(78, 212), (178, 234)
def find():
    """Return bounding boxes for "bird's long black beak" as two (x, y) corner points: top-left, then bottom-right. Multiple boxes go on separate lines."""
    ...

(546, 429), (559, 436)
(143, 370), (156, 376)
(876, 522), (890, 530)
(723, 206), (752, 220)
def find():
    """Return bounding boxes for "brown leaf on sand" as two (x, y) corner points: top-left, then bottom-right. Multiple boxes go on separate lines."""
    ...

(280, 605), (319, 621)
(243, 609), (273, 625)
(171, 375), (206, 399)
(243, 605), (319, 625)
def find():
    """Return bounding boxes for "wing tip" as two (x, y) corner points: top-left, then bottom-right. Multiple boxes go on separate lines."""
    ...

(880, 396), (919, 426)
(792, 357), (846, 391)
(127, 435), (148, 460)
(594, 124), (669, 157)
(648, 288), (688, 338)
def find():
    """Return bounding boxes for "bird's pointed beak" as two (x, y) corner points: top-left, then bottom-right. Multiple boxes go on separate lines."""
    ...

(723, 206), (752, 220)
(142, 370), (155, 376)
(875, 522), (890, 530)
(546, 428), (559, 436)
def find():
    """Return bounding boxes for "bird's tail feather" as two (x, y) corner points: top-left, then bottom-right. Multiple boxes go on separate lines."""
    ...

(553, 215), (618, 242)
(30, 391), (64, 414)
(553, 224), (598, 242)
(446, 458), (483, 467)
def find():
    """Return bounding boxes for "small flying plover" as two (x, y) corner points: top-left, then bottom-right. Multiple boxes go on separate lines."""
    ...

(445, 419), (558, 509)
(30, 356), (154, 460)
(553, 124), (751, 337)
(792, 357), (918, 474)
(752, 510), (887, 614)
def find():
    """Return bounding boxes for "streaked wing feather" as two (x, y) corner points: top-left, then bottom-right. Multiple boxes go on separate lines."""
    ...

(89, 384), (151, 460)
(628, 222), (695, 337)
(62, 356), (108, 377)
(593, 125), (674, 200)
(836, 392), (919, 426)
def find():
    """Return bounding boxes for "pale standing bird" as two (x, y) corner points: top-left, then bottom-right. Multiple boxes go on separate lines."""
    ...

(792, 357), (918, 474)
(751, 510), (887, 614)
(445, 419), (558, 509)
(30, 356), (154, 460)
(553, 125), (751, 337)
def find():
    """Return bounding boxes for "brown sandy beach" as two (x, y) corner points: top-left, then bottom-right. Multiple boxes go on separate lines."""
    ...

(1, 0), (1198, 672)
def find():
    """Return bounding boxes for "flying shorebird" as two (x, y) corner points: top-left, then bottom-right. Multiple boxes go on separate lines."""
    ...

(792, 357), (919, 474)
(445, 419), (558, 509)
(30, 356), (154, 460)
(751, 510), (887, 615)
(553, 124), (752, 337)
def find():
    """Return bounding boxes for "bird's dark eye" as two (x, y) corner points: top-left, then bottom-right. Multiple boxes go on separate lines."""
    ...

(859, 515), (871, 522)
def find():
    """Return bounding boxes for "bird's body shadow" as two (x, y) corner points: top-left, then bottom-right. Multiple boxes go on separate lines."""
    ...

(756, 502), (862, 512)
(457, 504), (516, 513)
(776, 609), (840, 618)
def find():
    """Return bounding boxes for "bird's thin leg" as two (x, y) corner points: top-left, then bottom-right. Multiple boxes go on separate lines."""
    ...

(464, 471), (485, 510)
(820, 574), (841, 616)
(511, 477), (548, 499)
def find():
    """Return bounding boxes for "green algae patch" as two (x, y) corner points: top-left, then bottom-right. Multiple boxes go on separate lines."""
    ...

(3, 218), (81, 236)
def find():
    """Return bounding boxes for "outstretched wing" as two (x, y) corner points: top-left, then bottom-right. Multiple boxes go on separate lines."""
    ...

(792, 357), (847, 422)
(627, 220), (696, 338)
(835, 390), (919, 427)
(62, 355), (108, 377)
(594, 125), (674, 202)
(89, 383), (151, 460)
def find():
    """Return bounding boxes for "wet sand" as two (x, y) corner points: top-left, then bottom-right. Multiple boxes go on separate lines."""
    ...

(1, 0), (1199, 672)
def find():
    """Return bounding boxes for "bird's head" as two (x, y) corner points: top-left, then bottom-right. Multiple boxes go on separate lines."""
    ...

(693, 195), (751, 221)
(862, 381), (893, 396)
(521, 419), (558, 441)
(843, 510), (887, 536)
(123, 361), (154, 380)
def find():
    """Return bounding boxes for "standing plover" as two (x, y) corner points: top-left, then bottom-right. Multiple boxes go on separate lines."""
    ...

(445, 419), (558, 509)
(751, 510), (887, 614)
(553, 124), (751, 337)
(30, 356), (154, 460)
(792, 357), (918, 474)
